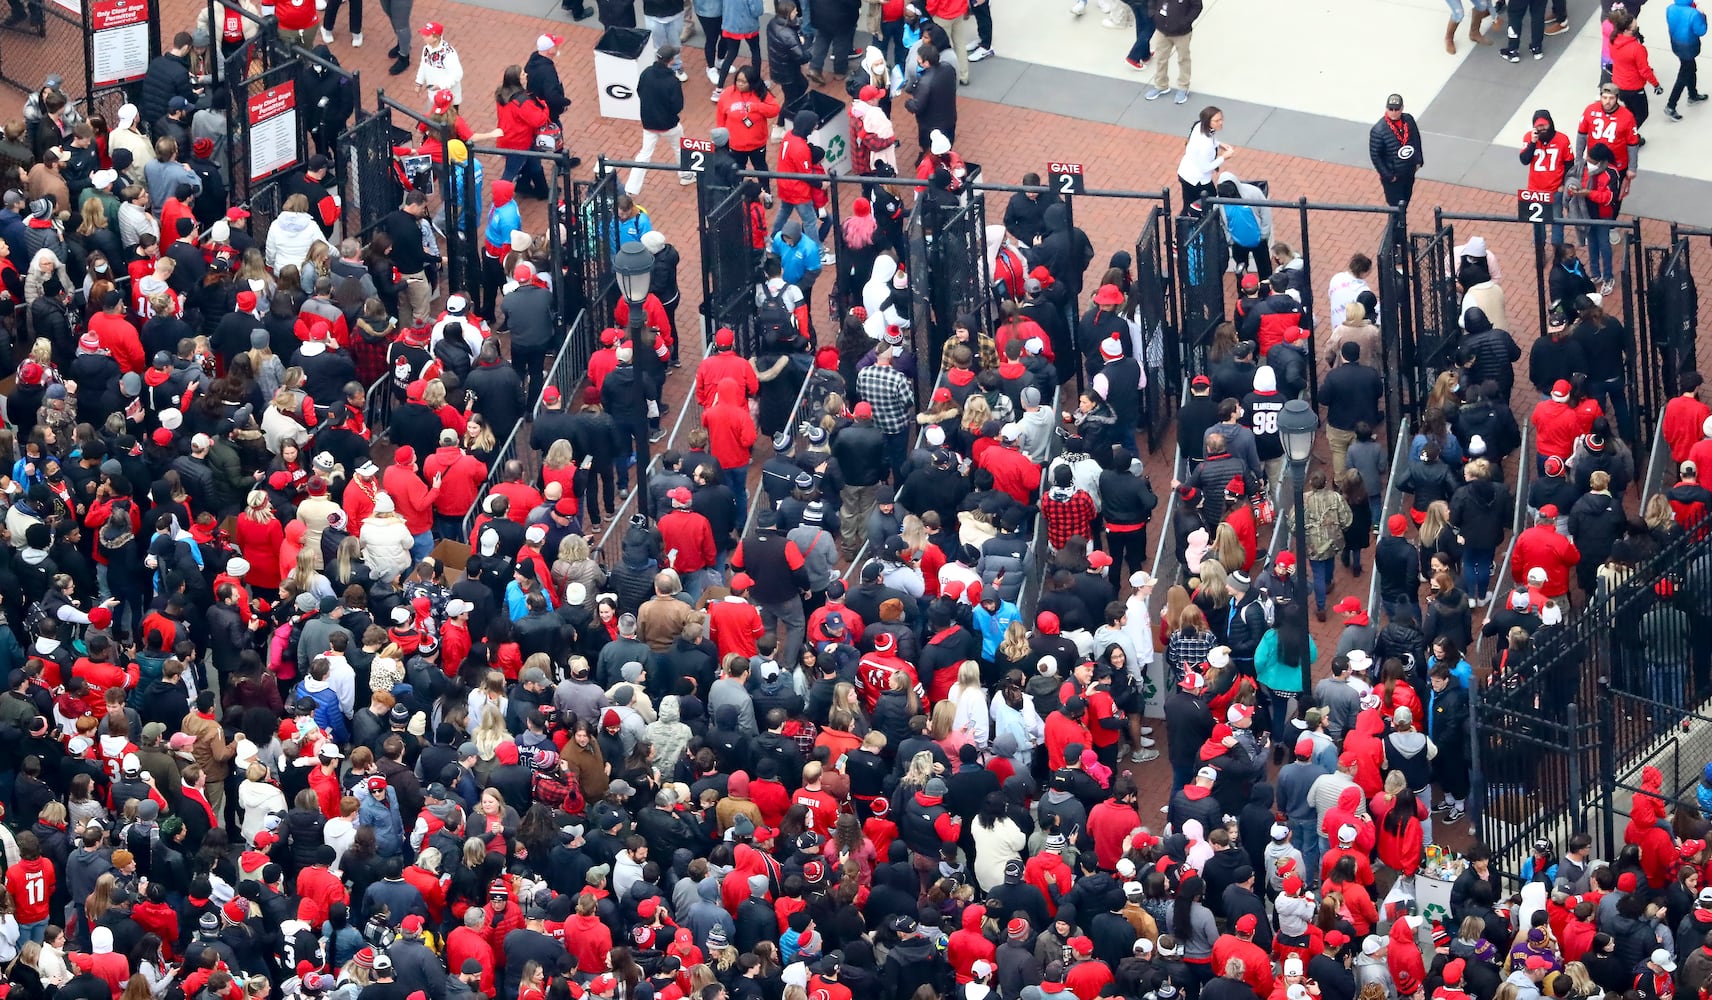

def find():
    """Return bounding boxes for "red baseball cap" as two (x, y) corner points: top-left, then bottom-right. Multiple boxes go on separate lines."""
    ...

(715, 327), (735, 347)
(542, 386), (561, 405)
(852, 401), (873, 419)
(420, 20), (444, 33)
(1235, 914), (1257, 934)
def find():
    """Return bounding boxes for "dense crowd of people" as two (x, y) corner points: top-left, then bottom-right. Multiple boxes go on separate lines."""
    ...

(0, 8), (1709, 1000)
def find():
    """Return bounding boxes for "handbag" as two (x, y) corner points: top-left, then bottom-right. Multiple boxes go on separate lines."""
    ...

(534, 120), (564, 153)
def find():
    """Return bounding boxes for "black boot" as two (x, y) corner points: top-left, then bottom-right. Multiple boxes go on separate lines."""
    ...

(388, 56), (409, 74)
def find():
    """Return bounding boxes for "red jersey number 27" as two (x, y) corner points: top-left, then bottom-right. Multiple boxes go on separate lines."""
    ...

(1533, 146), (1560, 172)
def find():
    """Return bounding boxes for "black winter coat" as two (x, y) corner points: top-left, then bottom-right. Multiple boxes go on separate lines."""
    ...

(138, 52), (196, 131)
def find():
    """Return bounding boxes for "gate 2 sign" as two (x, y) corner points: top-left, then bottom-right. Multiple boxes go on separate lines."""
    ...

(679, 137), (713, 173)
(1049, 162), (1086, 196)
(1516, 188), (1554, 224)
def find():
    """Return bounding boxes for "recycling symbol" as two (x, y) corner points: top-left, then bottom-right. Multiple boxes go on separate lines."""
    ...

(826, 134), (847, 164)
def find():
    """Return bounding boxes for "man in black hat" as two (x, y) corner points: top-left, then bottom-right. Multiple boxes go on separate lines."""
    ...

(1370, 94), (1424, 242)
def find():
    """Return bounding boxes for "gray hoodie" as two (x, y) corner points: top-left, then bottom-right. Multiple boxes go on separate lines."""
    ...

(645, 696), (692, 770)
(788, 523), (840, 594)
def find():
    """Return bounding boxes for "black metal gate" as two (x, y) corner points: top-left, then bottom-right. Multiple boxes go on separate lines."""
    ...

(697, 179), (755, 353)
(574, 168), (622, 334)
(1175, 209), (1227, 370)
(1407, 224), (1459, 423)
(337, 105), (401, 241)
(907, 198), (933, 402)
(1647, 235), (1695, 403)
(222, 36), (304, 210)
(1135, 206), (1177, 451)
(1377, 217), (1412, 446)
(927, 193), (989, 376)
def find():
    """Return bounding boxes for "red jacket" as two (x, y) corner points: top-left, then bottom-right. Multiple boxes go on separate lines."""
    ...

(233, 512), (286, 589)
(1376, 813), (1425, 876)
(71, 658), (138, 717)
(1662, 395), (1711, 464)
(1531, 398), (1584, 460)
(382, 463), (440, 535)
(715, 88), (780, 154)
(1043, 711), (1092, 770)
(702, 377), (758, 470)
(446, 927), (496, 997)
(490, 480), (543, 523)
(422, 446), (487, 517)
(695, 351), (759, 406)
(6, 858), (54, 924)
(777, 132), (816, 205)
(1211, 936), (1274, 998)
(979, 444), (1043, 504)
(706, 596), (765, 661)
(294, 863), (349, 927)
(1510, 523), (1581, 597)
(88, 312), (143, 373)
(1086, 799), (1138, 871)
(1024, 852), (1072, 916)
(658, 508), (716, 574)
(1610, 32), (1661, 90)
(496, 93), (550, 151)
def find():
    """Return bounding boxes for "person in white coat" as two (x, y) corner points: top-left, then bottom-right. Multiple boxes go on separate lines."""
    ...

(237, 760), (289, 842)
(949, 661), (990, 750)
(358, 493), (415, 582)
(970, 796), (1027, 892)
(264, 195), (324, 273)
(990, 681), (1043, 773)
(1175, 106), (1232, 207)
(862, 253), (910, 338)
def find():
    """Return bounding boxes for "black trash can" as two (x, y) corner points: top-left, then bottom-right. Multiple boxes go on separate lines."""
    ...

(783, 89), (852, 175)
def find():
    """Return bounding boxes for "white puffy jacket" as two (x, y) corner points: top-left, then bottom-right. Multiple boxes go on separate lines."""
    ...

(359, 514), (415, 582)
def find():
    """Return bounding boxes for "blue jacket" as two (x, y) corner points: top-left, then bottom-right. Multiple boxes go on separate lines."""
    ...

(1427, 654), (1474, 689)
(356, 785), (407, 857)
(293, 677), (350, 744)
(973, 599), (1022, 658)
(771, 231), (822, 284)
(611, 210), (654, 253)
(1668, 0), (1707, 57)
(483, 185), (519, 256)
(1255, 630), (1317, 694)
(722, 0), (763, 36)
(1221, 203), (1262, 248)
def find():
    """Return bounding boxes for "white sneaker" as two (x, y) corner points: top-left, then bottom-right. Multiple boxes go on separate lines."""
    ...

(965, 37), (980, 51)
(771, 125), (785, 141)
(819, 248), (836, 266)
(710, 87), (723, 101)
(678, 174), (696, 185)
(1100, 15), (1120, 27)
(351, 31), (363, 45)
(674, 68), (688, 82)
(1140, 726), (1154, 736)
(319, 26), (333, 42)
(1070, 0), (1086, 14)
(1144, 85), (1164, 99)
(707, 66), (720, 83)
(1137, 737), (1157, 748)
(1135, 748), (1160, 763)
(968, 45), (993, 61)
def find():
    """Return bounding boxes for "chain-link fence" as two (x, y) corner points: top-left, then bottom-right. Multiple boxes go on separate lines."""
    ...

(338, 106), (401, 241)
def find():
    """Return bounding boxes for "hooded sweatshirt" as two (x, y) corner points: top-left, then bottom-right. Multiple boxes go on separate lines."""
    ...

(483, 181), (521, 259)
(1520, 111), (1573, 193)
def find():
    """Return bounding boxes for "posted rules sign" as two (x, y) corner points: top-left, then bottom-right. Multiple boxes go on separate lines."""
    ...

(91, 0), (150, 87)
(248, 82), (299, 183)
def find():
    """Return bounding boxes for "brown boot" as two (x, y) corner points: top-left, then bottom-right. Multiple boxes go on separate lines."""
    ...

(1469, 9), (1493, 43)
(1444, 18), (1458, 52)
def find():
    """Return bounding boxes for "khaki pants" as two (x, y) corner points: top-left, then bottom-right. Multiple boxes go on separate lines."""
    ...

(402, 269), (432, 326)
(278, 27), (317, 48)
(1150, 31), (1191, 91)
(839, 483), (877, 561)
(1328, 424), (1356, 477)
(934, 15), (973, 83)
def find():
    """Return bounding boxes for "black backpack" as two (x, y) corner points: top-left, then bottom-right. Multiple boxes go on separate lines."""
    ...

(756, 287), (797, 348)
(433, 330), (474, 381)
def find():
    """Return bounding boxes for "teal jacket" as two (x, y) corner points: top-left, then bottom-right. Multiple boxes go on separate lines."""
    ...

(1255, 629), (1317, 694)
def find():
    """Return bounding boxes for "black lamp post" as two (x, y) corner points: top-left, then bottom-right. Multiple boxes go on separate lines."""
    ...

(613, 240), (656, 513)
(1278, 398), (1319, 695)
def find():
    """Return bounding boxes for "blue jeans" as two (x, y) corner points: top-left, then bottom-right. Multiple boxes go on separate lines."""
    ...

(1268, 689), (1296, 741)
(724, 466), (749, 526)
(410, 531), (434, 562)
(1310, 557), (1335, 611)
(18, 920), (45, 945)
(1653, 659), (1686, 708)
(1585, 224), (1614, 281)
(772, 198), (818, 236)
(1463, 545), (1494, 600)
(1171, 761), (1195, 796)
(502, 153), (546, 196)
(1590, 374), (1632, 440)
(1126, 6), (1154, 62)
(646, 13), (685, 69)
(879, 19), (906, 66)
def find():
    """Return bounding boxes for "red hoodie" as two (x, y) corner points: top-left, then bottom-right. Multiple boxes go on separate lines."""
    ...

(1087, 799), (1137, 871)
(88, 312), (144, 373)
(423, 446), (487, 517)
(751, 778), (792, 828)
(1024, 851), (1071, 916)
(946, 906), (995, 983)
(702, 377), (757, 471)
(1387, 918), (1427, 996)
(1322, 785), (1378, 856)
(294, 863), (349, 927)
(1664, 394), (1712, 465)
(382, 462), (440, 535)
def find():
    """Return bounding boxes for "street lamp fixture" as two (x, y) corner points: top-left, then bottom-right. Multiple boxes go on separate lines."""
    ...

(612, 240), (657, 517)
(1279, 399), (1317, 465)
(1277, 398), (1318, 696)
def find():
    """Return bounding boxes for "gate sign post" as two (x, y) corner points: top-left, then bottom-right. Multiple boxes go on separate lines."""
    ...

(90, 0), (151, 87)
(679, 137), (713, 173)
(1049, 161), (1086, 196)
(248, 81), (301, 183)
(1516, 188), (1554, 224)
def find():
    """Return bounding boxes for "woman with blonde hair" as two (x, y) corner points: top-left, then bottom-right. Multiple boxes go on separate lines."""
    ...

(266, 193), (323, 272)
(75, 199), (120, 263)
(1190, 560), (1231, 640)
(1212, 521), (1249, 574)
(554, 535), (605, 612)
(541, 438), (579, 500)
(928, 699), (970, 756)
(299, 240), (334, 295)
(359, 493), (414, 582)
(949, 661), (989, 750)
(238, 762), (288, 841)
(283, 548), (334, 602)
(1165, 604), (1216, 687)
(994, 619), (1033, 677)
